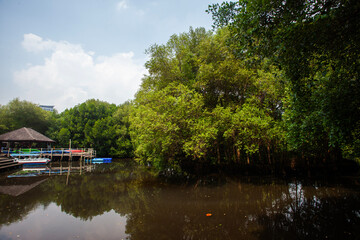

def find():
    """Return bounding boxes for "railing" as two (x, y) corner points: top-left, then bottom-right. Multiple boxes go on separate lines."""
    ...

(1, 147), (96, 159)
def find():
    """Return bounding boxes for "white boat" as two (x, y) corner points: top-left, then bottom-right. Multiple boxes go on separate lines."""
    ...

(11, 154), (51, 165)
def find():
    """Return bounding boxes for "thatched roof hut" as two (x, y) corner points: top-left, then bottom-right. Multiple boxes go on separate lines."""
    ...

(0, 127), (55, 143)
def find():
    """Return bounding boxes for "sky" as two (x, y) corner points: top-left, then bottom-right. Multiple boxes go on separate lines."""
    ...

(0, 0), (221, 112)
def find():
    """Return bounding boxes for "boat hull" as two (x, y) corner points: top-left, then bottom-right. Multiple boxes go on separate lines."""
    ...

(88, 158), (112, 163)
(14, 158), (51, 165)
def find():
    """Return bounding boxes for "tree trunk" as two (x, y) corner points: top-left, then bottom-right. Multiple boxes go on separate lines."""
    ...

(258, 149), (261, 163)
(236, 148), (241, 163)
(267, 144), (271, 165)
(216, 141), (221, 164)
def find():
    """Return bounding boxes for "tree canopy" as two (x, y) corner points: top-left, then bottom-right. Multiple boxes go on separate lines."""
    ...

(0, 98), (53, 135)
(51, 99), (133, 157)
(131, 27), (285, 172)
(208, 0), (360, 162)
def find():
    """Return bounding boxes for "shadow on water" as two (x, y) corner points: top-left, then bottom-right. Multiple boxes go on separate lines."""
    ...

(0, 160), (359, 239)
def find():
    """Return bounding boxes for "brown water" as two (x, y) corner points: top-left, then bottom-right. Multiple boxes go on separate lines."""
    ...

(0, 161), (359, 240)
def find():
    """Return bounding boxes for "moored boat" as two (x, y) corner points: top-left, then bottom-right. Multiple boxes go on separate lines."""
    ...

(14, 157), (51, 165)
(11, 153), (51, 165)
(88, 158), (112, 163)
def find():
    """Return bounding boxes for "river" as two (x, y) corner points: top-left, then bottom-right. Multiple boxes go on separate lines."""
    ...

(0, 161), (359, 240)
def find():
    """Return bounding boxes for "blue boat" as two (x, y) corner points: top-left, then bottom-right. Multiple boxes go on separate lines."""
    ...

(89, 158), (112, 163)
(11, 153), (40, 157)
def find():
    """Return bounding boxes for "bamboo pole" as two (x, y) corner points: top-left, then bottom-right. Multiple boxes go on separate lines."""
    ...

(80, 155), (82, 175)
(61, 148), (64, 162)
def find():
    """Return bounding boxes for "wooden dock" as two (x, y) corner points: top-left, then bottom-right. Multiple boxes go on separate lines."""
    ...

(2, 148), (96, 161)
(40, 148), (96, 161)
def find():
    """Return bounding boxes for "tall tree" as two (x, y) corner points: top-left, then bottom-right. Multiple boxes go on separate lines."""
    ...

(208, 0), (360, 161)
(0, 98), (53, 134)
(55, 99), (117, 148)
(131, 27), (285, 172)
(131, 83), (207, 170)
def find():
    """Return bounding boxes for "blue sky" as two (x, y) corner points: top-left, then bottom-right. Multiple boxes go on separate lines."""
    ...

(0, 0), (221, 112)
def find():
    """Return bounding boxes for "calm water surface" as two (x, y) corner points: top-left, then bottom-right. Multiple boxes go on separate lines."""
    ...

(0, 161), (359, 240)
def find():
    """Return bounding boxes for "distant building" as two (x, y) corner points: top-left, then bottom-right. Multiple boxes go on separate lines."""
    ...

(39, 105), (55, 112)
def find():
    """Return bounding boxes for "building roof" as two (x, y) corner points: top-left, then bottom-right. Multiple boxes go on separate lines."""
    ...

(0, 127), (55, 143)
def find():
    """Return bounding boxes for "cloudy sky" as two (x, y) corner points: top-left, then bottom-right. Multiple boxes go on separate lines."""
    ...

(0, 0), (221, 112)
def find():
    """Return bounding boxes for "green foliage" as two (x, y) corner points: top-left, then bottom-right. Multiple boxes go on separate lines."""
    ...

(55, 99), (116, 148)
(50, 99), (133, 158)
(0, 98), (53, 134)
(131, 27), (286, 171)
(208, 0), (360, 161)
(131, 83), (207, 170)
(342, 121), (360, 163)
(110, 102), (134, 158)
(142, 27), (211, 92)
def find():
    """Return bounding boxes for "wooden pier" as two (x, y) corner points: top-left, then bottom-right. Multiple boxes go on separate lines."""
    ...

(3, 148), (96, 161)
(41, 148), (96, 161)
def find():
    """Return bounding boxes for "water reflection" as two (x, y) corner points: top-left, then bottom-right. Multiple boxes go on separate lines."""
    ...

(0, 162), (359, 240)
(6, 161), (95, 178)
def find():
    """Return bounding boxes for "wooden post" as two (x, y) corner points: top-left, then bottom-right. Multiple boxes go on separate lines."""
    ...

(60, 148), (64, 162)
(80, 155), (82, 175)
(69, 139), (72, 162)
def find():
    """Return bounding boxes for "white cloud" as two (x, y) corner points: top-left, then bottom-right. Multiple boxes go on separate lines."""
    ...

(22, 33), (82, 53)
(14, 33), (147, 112)
(116, 0), (128, 10)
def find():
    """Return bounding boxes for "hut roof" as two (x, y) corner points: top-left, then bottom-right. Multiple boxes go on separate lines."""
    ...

(0, 127), (55, 143)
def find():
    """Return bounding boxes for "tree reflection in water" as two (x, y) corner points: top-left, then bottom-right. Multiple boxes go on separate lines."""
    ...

(0, 162), (359, 240)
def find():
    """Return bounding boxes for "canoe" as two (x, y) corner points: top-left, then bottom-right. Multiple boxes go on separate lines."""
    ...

(11, 153), (40, 157)
(20, 149), (41, 153)
(69, 150), (84, 153)
(90, 158), (112, 163)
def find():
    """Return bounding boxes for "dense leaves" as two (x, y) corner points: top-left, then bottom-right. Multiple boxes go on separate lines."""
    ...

(208, 0), (360, 162)
(0, 98), (53, 135)
(131, 27), (285, 172)
(52, 99), (133, 157)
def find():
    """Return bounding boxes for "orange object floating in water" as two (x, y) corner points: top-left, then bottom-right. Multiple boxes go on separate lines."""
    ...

(206, 213), (212, 217)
